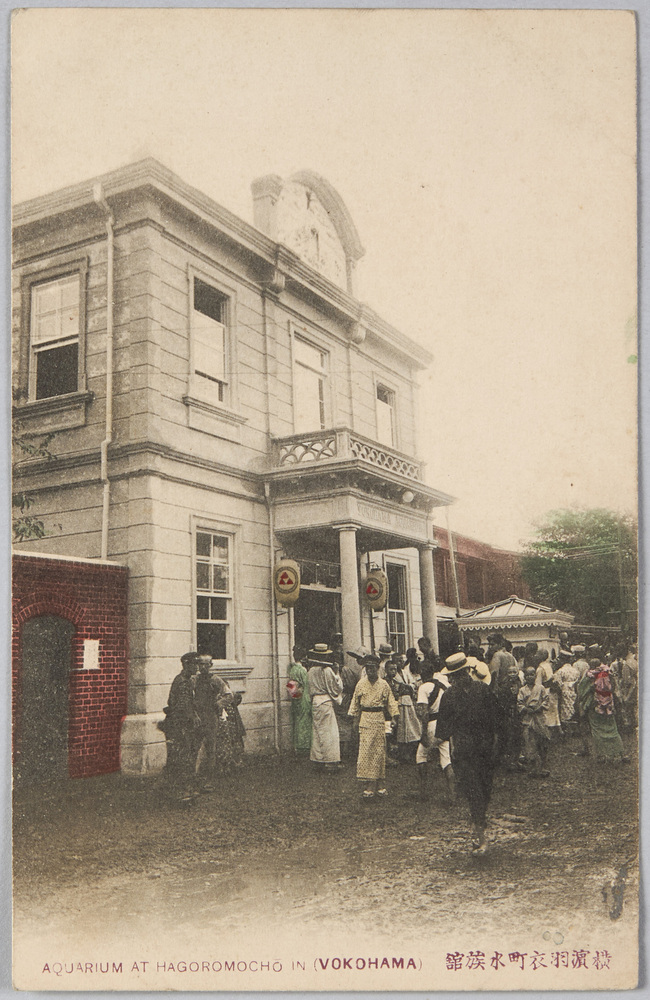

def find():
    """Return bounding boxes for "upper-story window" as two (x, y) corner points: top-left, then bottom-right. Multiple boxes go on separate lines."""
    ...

(293, 335), (328, 432)
(376, 383), (396, 448)
(192, 278), (229, 403)
(29, 273), (81, 400)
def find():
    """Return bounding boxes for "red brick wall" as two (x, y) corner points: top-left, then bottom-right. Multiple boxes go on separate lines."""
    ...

(12, 555), (129, 778)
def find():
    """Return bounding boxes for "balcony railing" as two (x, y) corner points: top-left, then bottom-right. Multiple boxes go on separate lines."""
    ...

(270, 427), (423, 482)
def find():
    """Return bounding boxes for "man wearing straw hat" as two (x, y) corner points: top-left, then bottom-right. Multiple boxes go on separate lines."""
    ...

(436, 652), (499, 856)
(306, 644), (344, 772)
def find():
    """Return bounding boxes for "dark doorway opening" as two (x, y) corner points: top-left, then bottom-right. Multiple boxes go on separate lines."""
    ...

(17, 615), (75, 782)
(293, 590), (341, 655)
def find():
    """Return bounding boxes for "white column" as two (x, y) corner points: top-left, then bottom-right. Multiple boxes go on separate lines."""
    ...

(419, 542), (439, 654)
(338, 525), (362, 654)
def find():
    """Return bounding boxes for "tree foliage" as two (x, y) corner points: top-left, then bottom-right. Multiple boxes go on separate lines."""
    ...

(12, 390), (59, 542)
(520, 508), (637, 631)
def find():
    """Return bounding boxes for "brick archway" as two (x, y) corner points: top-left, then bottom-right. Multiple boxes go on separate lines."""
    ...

(13, 594), (87, 629)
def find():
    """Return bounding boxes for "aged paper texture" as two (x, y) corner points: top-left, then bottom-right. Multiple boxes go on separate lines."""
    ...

(11, 7), (638, 991)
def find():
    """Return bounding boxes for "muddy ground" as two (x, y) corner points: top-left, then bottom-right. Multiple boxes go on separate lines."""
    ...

(13, 732), (638, 966)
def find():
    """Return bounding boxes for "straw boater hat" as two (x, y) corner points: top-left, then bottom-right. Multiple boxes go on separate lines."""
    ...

(442, 652), (469, 674)
(571, 645), (586, 654)
(307, 643), (334, 667)
(466, 656), (491, 685)
(378, 643), (393, 657)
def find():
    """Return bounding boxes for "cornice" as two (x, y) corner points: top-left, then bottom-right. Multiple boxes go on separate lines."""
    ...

(14, 158), (432, 369)
(12, 439), (264, 493)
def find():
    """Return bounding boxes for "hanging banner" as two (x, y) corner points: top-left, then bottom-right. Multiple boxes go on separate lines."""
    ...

(364, 568), (388, 611)
(273, 558), (301, 607)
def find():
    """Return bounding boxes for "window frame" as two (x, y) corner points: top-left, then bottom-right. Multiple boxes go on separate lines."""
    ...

(384, 557), (412, 655)
(374, 376), (399, 449)
(18, 257), (89, 404)
(290, 324), (332, 434)
(186, 265), (239, 412)
(191, 516), (242, 667)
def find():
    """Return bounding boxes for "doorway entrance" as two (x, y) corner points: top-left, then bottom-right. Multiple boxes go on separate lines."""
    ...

(17, 615), (75, 782)
(293, 589), (341, 655)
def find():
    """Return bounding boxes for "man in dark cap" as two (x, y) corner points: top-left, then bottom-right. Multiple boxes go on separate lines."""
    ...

(436, 652), (499, 855)
(161, 651), (201, 801)
(194, 654), (221, 792)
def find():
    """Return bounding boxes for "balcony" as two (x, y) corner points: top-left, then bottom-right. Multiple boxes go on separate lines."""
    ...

(270, 426), (424, 482)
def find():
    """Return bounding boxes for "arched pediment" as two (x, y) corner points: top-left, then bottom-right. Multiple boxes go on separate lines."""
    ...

(251, 170), (364, 293)
(289, 171), (364, 262)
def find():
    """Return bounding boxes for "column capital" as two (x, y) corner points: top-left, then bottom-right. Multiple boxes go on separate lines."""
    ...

(334, 522), (359, 533)
(418, 540), (438, 552)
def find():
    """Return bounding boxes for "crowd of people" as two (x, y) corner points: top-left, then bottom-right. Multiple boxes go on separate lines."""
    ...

(287, 631), (638, 855)
(158, 633), (637, 849)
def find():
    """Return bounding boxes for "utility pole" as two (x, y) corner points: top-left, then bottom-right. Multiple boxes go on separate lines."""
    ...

(445, 509), (462, 617)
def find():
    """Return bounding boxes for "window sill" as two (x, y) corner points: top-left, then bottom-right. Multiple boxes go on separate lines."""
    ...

(183, 394), (248, 443)
(13, 390), (94, 433)
(208, 661), (253, 691)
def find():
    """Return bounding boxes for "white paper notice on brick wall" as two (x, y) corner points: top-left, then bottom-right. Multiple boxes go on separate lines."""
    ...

(82, 639), (100, 670)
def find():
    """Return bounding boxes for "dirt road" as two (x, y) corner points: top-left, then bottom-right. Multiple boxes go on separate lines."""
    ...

(13, 733), (638, 988)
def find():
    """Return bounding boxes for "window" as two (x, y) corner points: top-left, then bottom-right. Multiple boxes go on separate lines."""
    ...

(376, 383), (396, 447)
(386, 562), (409, 654)
(192, 278), (228, 402)
(29, 274), (81, 400)
(195, 530), (232, 660)
(293, 335), (328, 432)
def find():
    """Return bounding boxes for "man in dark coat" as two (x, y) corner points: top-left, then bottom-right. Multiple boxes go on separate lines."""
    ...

(436, 652), (499, 855)
(194, 654), (221, 791)
(162, 651), (201, 801)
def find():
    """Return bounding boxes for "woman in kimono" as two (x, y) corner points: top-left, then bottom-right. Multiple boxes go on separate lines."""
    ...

(518, 665), (551, 777)
(554, 651), (581, 732)
(534, 650), (562, 738)
(393, 653), (422, 762)
(577, 654), (628, 763)
(286, 646), (312, 755)
(306, 644), (343, 771)
(212, 673), (246, 770)
(348, 654), (399, 798)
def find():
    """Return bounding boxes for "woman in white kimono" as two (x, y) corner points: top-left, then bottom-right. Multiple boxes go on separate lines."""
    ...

(393, 654), (422, 762)
(306, 644), (343, 771)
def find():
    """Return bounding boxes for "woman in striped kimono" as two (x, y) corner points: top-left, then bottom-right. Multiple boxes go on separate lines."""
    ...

(348, 654), (399, 798)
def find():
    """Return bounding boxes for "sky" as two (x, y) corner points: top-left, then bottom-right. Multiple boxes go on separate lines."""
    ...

(11, 8), (638, 551)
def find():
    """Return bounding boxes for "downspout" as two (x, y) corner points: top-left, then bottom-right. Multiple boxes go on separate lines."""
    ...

(264, 482), (281, 751)
(262, 287), (280, 751)
(93, 184), (114, 561)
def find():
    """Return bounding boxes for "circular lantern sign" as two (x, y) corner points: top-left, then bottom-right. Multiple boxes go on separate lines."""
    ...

(274, 558), (301, 607)
(364, 568), (388, 612)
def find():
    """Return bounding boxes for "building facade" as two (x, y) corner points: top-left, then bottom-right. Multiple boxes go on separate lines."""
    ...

(456, 596), (574, 659)
(12, 160), (454, 775)
(432, 527), (531, 616)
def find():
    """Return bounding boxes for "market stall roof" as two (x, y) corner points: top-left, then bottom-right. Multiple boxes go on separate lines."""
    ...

(456, 595), (574, 632)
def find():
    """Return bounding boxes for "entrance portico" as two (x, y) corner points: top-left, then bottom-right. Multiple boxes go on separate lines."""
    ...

(266, 430), (454, 656)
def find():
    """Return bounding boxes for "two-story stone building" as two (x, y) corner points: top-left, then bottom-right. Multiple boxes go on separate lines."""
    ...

(12, 159), (454, 776)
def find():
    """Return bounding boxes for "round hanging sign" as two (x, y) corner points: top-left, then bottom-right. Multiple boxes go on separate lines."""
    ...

(273, 558), (301, 607)
(364, 568), (388, 612)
